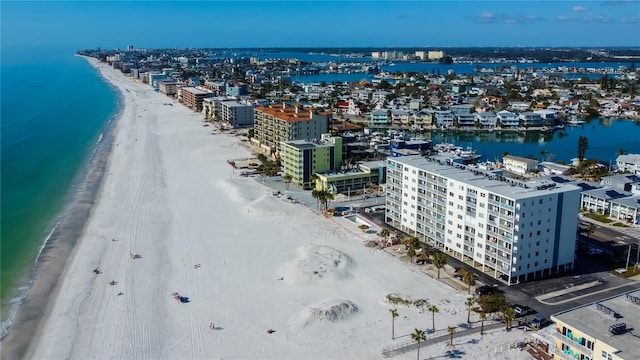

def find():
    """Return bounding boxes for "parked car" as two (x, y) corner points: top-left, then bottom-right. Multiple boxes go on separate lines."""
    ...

(528, 316), (549, 329)
(475, 285), (501, 296)
(510, 304), (535, 317)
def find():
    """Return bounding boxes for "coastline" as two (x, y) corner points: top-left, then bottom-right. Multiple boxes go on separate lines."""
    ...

(10, 57), (540, 360)
(0, 55), (123, 359)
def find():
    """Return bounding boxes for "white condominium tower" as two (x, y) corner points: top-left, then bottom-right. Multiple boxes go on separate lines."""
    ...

(386, 156), (581, 285)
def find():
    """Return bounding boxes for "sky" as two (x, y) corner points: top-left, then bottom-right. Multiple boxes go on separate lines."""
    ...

(1, 1), (639, 49)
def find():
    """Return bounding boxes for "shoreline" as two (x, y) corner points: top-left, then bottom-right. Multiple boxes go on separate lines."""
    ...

(0, 55), (123, 359)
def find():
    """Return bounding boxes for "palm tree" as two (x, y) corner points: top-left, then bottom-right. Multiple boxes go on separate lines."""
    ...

(411, 328), (426, 360)
(283, 174), (292, 190)
(617, 148), (626, 156)
(503, 307), (516, 330)
(465, 297), (476, 324)
(427, 305), (439, 332)
(463, 272), (478, 294)
(480, 312), (487, 335)
(407, 245), (416, 263)
(390, 309), (399, 340)
(311, 189), (320, 211)
(432, 253), (447, 279)
(447, 326), (456, 346)
(379, 228), (391, 244)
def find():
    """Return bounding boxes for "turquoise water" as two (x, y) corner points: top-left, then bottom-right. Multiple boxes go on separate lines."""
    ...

(0, 47), (118, 311)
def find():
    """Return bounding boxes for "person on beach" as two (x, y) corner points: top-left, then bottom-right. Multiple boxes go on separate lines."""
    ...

(210, 322), (215, 330)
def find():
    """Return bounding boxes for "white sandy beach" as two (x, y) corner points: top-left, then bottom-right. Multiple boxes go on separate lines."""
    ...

(26, 58), (538, 360)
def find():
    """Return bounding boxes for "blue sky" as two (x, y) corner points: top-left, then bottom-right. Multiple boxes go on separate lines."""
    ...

(2, 1), (639, 49)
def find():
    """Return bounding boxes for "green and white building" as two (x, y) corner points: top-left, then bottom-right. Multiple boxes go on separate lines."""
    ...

(281, 134), (342, 189)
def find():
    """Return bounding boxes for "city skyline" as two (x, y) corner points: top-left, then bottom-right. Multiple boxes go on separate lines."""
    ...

(2, 1), (639, 49)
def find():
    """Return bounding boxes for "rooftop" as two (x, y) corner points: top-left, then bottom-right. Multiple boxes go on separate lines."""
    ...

(181, 87), (210, 95)
(255, 104), (329, 122)
(390, 155), (581, 199)
(552, 290), (640, 359)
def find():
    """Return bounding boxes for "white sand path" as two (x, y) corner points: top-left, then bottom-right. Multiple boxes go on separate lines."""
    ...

(27, 58), (542, 360)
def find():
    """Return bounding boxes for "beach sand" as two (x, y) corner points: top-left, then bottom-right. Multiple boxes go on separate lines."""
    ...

(19, 58), (540, 359)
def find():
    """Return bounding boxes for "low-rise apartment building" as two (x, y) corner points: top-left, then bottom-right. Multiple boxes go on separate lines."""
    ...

(220, 101), (254, 128)
(550, 290), (640, 360)
(157, 80), (178, 96)
(503, 155), (539, 175)
(385, 155), (581, 284)
(616, 154), (640, 175)
(179, 87), (211, 112)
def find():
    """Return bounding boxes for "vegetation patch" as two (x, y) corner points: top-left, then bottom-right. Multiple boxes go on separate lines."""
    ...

(612, 222), (629, 227)
(612, 266), (640, 278)
(583, 213), (614, 223)
(384, 293), (429, 308)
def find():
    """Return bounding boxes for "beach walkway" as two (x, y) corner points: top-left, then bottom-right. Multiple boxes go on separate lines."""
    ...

(381, 322), (506, 358)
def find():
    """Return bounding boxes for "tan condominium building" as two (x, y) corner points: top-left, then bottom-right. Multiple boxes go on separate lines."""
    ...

(179, 87), (210, 112)
(253, 103), (330, 154)
(157, 80), (178, 96)
(550, 290), (640, 360)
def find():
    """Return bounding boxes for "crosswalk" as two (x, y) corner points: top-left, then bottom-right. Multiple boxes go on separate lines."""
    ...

(613, 227), (640, 243)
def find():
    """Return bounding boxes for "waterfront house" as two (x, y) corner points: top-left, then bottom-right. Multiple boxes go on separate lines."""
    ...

(616, 154), (640, 175)
(435, 110), (455, 127)
(456, 113), (476, 128)
(475, 111), (497, 128)
(533, 109), (559, 125)
(497, 110), (519, 128)
(518, 112), (544, 128)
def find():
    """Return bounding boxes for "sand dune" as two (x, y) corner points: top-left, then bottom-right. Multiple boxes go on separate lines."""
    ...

(23, 58), (547, 360)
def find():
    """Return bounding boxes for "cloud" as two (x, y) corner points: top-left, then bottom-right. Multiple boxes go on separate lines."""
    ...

(468, 12), (545, 24)
(557, 12), (613, 23)
(620, 16), (640, 22)
(572, 5), (589, 11)
(475, 11), (497, 23)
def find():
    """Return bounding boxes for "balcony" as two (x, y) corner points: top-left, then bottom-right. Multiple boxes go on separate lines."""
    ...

(553, 330), (593, 357)
(551, 347), (579, 360)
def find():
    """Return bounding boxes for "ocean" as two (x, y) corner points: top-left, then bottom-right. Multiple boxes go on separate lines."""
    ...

(0, 46), (119, 333)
